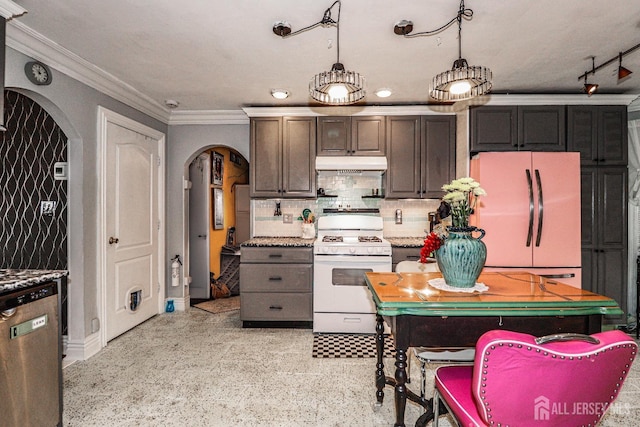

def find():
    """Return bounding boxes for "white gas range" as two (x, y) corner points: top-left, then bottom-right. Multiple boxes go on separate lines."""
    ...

(313, 215), (391, 333)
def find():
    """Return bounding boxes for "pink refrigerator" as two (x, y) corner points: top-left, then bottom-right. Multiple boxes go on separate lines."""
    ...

(470, 152), (582, 288)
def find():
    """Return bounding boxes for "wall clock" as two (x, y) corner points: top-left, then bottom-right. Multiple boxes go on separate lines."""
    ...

(24, 61), (52, 85)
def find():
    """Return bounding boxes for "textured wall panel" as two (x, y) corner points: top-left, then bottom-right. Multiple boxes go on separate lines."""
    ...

(0, 90), (68, 269)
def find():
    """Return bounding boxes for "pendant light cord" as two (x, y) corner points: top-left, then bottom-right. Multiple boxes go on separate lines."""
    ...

(276, 0), (342, 61)
(404, 0), (473, 39)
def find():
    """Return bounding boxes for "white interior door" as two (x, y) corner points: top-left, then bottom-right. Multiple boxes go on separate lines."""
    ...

(105, 119), (160, 341)
(188, 153), (211, 299)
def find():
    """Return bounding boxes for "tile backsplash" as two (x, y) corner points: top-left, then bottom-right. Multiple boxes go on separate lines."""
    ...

(252, 174), (440, 238)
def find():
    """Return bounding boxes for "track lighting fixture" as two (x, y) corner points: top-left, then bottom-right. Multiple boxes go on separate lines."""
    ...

(578, 42), (640, 92)
(393, 0), (492, 102)
(582, 57), (598, 96)
(272, 0), (365, 105)
(618, 53), (632, 80)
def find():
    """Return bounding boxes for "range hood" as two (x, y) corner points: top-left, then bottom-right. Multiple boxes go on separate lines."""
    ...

(315, 156), (387, 174)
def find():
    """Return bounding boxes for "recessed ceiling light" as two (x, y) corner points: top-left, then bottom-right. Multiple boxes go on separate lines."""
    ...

(271, 89), (289, 99)
(375, 88), (392, 98)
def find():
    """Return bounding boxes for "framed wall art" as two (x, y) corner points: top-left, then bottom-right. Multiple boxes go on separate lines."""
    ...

(212, 151), (224, 186)
(213, 187), (224, 229)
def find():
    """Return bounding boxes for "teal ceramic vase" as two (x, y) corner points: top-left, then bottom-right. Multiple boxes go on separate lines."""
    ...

(435, 226), (487, 288)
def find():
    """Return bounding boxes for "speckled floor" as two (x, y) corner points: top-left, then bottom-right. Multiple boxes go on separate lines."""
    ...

(63, 309), (640, 426)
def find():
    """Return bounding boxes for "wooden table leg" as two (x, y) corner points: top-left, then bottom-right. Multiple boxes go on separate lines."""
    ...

(375, 314), (386, 405)
(394, 346), (408, 427)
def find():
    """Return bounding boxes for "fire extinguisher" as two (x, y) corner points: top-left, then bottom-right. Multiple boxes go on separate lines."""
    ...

(171, 255), (182, 287)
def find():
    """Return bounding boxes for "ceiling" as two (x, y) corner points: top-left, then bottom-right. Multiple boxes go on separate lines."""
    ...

(9, 0), (640, 114)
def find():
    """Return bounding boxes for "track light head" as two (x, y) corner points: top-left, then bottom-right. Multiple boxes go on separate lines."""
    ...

(618, 66), (633, 80)
(583, 83), (598, 96)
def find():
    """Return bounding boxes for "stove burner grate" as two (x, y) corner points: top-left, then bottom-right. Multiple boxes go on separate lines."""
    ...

(322, 236), (343, 243)
(358, 236), (382, 243)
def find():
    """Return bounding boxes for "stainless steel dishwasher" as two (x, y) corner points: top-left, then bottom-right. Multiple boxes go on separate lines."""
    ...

(0, 278), (62, 427)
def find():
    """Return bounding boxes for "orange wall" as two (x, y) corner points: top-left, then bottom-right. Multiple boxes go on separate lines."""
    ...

(208, 147), (248, 278)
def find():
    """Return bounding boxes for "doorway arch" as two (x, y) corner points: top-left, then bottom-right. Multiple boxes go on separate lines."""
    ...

(184, 145), (248, 304)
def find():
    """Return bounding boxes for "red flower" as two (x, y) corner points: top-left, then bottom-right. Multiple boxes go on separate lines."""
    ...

(420, 231), (444, 263)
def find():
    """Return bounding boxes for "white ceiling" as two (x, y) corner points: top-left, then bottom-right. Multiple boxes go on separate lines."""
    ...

(9, 0), (640, 115)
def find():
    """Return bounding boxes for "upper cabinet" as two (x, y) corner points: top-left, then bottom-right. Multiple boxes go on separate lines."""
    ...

(385, 115), (456, 199)
(317, 116), (386, 156)
(470, 105), (566, 153)
(250, 117), (316, 198)
(567, 105), (627, 166)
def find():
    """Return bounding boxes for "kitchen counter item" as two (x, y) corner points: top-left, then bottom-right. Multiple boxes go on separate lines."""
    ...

(386, 237), (425, 248)
(241, 237), (315, 247)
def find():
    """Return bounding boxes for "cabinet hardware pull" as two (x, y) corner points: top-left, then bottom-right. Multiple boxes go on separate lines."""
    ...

(269, 305), (283, 310)
(268, 276), (283, 281)
(525, 169), (534, 247)
(535, 169), (544, 247)
(109, 236), (119, 245)
(268, 254), (283, 258)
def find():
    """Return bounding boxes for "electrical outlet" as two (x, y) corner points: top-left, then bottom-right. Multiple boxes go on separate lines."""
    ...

(283, 213), (293, 223)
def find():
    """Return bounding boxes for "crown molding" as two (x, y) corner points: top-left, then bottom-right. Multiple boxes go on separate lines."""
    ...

(461, 94), (639, 107)
(168, 110), (248, 125)
(243, 104), (458, 117)
(0, 0), (26, 20)
(6, 19), (170, 123)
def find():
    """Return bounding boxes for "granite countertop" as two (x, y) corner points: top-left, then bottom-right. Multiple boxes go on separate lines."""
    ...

(241, 237), (315, 247)
(0, 269), (68, 293)
(386, 237), (425, 247)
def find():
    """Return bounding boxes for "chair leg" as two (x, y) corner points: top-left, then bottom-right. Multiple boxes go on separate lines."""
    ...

(407, 349), (411, 384)
(433, 388), (441, 427)
(420, 359), (427, 403)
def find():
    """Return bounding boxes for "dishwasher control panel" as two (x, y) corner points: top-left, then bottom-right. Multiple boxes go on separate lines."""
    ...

(0, 281), (58, 311)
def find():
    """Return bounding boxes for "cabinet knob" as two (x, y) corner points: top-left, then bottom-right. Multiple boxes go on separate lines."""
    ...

(109, 237), (119, 245)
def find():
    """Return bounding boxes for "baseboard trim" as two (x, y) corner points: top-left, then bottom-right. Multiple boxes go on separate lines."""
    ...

(64, 332), (101, 362)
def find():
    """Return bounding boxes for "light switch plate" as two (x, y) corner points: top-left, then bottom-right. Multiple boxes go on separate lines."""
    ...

(40, 201), (57, 216)
(283, 213), (293, 223)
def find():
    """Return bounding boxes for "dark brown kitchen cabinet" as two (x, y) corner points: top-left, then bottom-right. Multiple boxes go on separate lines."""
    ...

(567, 105), (628, 166)
(240, 246), (313, 323)
(580, 166), (627, 321)
(250, 117), (316, 198)
(317, 116), (386, 156)
(385, 115), (455, 199)
(470, 105), (566, 153)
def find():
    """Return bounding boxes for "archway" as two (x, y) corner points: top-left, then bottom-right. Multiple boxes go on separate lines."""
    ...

(185, 146), (248, 304)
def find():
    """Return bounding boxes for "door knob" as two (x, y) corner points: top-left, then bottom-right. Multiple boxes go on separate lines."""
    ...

(109, 237), (119, 245)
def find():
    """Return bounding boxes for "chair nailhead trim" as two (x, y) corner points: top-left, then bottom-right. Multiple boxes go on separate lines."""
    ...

(476, 340), (638, 422)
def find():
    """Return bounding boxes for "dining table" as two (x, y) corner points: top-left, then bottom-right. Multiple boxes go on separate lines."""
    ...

(365, 270), (624, 427)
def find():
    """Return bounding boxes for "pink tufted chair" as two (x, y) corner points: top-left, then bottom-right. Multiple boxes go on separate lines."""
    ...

(433, 329), (637, 426)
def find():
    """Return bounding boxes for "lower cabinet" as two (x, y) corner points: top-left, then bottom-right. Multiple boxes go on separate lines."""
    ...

(240, 247), (313, 323)
(579, 166), (628, 321)
(392, 247), (422, 271)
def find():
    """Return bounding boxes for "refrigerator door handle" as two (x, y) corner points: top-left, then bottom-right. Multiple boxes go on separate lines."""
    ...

(526, 169), (534, 247)
(535, 169), (543, 247)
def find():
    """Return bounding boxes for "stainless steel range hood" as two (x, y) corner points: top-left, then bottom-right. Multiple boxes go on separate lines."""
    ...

(315, 156), (387, 175)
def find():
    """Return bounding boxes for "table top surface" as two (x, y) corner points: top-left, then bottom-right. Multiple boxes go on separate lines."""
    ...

(365, 271), (623, 317)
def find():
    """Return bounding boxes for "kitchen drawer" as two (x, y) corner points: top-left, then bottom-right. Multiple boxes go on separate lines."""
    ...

(240, 247), (313, 264)
(240, 264), (312, 292)
(240, 292), (312, 321)
(392, 247), (421, 265)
